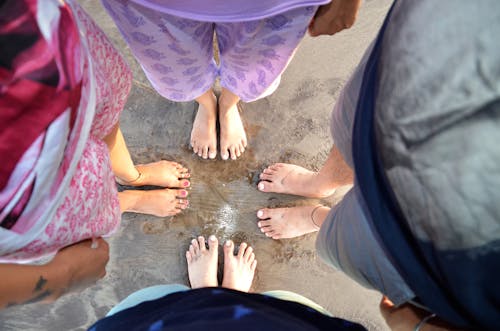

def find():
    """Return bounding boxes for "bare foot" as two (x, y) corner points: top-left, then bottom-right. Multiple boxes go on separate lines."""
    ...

(116, 160), (190, 188)
(118, 188), (189, 217)
(256, 205), (330, 239)
(186, 235), (219, 288)
(191, 94), (217, 159)
(219, 102), (247, 161)
(258, 163), (336, 198)
(221, 240), (256, 292)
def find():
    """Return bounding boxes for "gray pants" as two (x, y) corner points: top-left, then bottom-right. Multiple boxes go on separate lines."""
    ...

(316, 41), (414, 306)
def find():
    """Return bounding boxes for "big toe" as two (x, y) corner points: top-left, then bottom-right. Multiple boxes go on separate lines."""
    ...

(224, 240), (235, 260)
(257, 181), (276, 192)
(208, 235), (219, 255)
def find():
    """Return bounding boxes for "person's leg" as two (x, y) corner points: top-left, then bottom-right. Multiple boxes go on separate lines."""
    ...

(218, 88), (246, 160)
(186, 235), (219, 288)
(192, 89), (218, 159)
(255, 40), (377, 236)
(103, 123), (190, 188)
(257, 39), (375, 198)
(256, 205), (330, 239)
(106, 284), (190, 316)
(257, 146), (353, 198)
(102, 123), (190, 217)
(316, 186), (415, 306)
(100, 0), (218, 159)
(221, 240), (257, 292)
(215, 6), (317, 160)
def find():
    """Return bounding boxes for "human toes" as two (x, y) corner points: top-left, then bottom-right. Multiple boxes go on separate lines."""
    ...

(237, 242), (248, 259)
(197, 236), (207, 252)
(256, 209), (273, 220)
(242, 244), (253, 262)
(224, 240), (235, 259)
(257, 181), (278, 192)
(208, 148), (217, 159)
(207, 235), (218, 253)
(176, 199), (189, 210)
(221, 149), (230, 161)
(190, 238), (200, 256)
(231, 146), (240, 160)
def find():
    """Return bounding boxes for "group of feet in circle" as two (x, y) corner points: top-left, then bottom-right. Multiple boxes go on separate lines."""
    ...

(125, 159), (333, 289)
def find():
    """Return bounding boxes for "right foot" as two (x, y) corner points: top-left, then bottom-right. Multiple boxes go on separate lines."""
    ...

(257, 163), (336, 198)
(221, 240), (257, 292)
(116, 160), (190, 188)
(118, 188), (189, 217)
(219, 101), (247, 161)
(191, 94), (218, 159)
(186, 235), (219, 288)
(256, 205), (330, 239)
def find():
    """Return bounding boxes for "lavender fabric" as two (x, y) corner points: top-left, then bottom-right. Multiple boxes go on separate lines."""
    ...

(102, 0), (317, 102)
(128, 0), (329, 22)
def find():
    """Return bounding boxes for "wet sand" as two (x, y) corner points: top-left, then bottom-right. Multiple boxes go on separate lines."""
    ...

(0, 1), (393, 330)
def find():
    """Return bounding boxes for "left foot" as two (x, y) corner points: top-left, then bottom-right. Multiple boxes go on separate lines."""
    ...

(219, 101), (247, 160)
(119, 188), (189, 217)
(186, 235), (219, 288)
(256, 206), (330, 239)
(116, 160), (190, 188)
(221, 241), (256, 292)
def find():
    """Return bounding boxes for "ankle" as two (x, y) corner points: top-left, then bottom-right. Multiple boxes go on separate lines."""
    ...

(118, 190), (139, 214)
(218, 96), (239, 114)
(310, 205), (330, 229)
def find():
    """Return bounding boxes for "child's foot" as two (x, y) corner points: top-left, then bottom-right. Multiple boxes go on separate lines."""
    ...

(221, 240), (256, 292)
(118, 188), (189, 217)
(258, 163), (335, 198)
(186, 235), (219, 288)
(191, 95), (218, 159)
(256, 206), (329, 239)
(116, 161), (190, 188)
(219, 101), (247, 161)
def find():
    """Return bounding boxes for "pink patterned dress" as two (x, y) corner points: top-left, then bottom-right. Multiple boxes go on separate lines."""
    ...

(0, 2), (132, 261)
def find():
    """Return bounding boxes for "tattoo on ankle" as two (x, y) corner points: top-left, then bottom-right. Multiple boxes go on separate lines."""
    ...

(34, 276), (47, 292)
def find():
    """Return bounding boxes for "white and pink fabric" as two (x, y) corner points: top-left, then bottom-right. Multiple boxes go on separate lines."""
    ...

(0, 0), (131, 262)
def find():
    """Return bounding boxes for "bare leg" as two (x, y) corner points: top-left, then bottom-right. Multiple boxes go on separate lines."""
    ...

(104, 123), (190, 188)
(258, 145), (353, 198)
(103, 123), (190, 216)
(186, 236), (219, 288)
(118, 188), (189, 217)
(256, 205), (330, 239)
(218, 88), (247, 160)
(221, 240), (257, 292)
(191, 89), (218, 159)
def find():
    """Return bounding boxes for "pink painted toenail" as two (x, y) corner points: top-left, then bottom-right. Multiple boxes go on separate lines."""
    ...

(257, 210), (263, 217)
(181, 190), (187, 197)
(183, 181), (190, 187)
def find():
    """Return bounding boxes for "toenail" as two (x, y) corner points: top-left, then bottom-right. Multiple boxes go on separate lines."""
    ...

(258, 222), (262, 227)
(183, 181), (190, 187)
(225, 240), (232, 246)
(181, 190), (187, 196)
(209, 235), (216, 241)
(192, 239), (197, 244)
(258, 183), (264, 190)
(257, 210), (263, 217)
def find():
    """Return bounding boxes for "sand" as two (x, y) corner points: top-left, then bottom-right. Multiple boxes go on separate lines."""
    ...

(0, 1), (393, 330)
